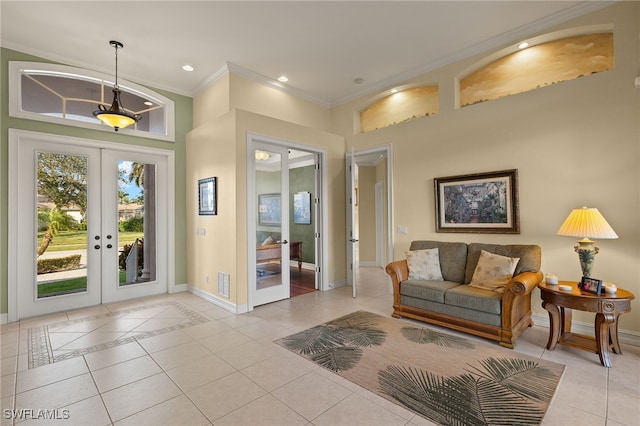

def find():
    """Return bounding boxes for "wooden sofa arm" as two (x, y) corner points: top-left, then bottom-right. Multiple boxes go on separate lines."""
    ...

(385, 260), (409, 306)
(506, 271), (543, 296)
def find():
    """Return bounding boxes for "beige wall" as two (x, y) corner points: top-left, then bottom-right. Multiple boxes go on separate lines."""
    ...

(331, 2), (640, 332)
(229, 74), (333, 132)
(188, 74), (345, 309)
(193, 74), (230, 128)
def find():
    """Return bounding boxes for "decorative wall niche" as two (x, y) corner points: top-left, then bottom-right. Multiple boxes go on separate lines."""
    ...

(460, 33), (614, 107)
(360, 86), (439, 133)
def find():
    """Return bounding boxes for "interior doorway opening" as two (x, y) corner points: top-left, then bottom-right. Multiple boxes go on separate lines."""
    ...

(346, 145), (393, 297)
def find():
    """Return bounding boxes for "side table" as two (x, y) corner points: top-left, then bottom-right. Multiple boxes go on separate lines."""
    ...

(538, 281), (634, 367)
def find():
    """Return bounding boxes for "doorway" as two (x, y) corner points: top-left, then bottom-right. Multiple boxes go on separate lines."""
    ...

(247, 133), (326, 310)
(346, 145), (393, 296)
(8, 130), (174, 321)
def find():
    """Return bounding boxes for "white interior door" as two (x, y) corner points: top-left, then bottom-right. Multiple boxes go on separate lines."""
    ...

(346, 151), (358, 297)
(11, 134), (169, 319)
(251, 144), (291, 306)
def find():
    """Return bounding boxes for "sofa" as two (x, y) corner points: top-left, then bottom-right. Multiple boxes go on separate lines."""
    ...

(385, 240), (542, 348)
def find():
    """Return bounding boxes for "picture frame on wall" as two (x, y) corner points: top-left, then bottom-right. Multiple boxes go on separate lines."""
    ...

(198, 177), (217, 215)
(258, 193), (281, 226)
(434, 169), (519, 234)
(294, 192), (312, 224)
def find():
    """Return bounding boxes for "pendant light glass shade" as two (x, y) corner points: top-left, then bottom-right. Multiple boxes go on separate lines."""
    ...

(93, 40), (140, 131)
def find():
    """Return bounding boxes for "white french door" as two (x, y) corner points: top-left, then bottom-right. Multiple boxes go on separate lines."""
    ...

(250, 143), (291, 307)
(10, 132), (170, 320)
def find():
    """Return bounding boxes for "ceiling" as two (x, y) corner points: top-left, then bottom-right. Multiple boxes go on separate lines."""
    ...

(1, 1), (611, 106)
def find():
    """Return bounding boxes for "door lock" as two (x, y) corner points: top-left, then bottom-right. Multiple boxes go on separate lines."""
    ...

(94, 244), (101, 250)
(106, 244), (113, 249)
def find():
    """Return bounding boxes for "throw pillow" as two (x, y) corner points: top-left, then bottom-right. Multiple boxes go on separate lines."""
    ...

(469, 250), (520, 293)
(261, 235), (275, 246)
(406, 248), (444, 281)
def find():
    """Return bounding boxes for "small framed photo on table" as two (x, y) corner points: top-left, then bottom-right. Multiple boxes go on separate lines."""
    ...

(579, 276), (603, 294)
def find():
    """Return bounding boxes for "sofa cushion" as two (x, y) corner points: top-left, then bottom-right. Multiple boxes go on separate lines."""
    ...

(445, 285), (502, 315)
(406, 248), (444, 281)
(409, 241), (467, 283)
(400, 280), (461, 304)
(468, 250), (520, 293)
(464, 243), (541, 284)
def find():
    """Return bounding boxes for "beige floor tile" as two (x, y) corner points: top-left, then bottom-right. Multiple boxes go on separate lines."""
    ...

(114, 394), (209, 426)
(1, 396), (13, 426)
(95, 318), (148, 332)
(241, 352), (316, 392)
(607, 390), (640, 426)
(1, 373), (15, 399)
(198, 329), (252, 353)
(50, 317), (113, 333)
(16, 357), (88, 393)
(312, 392), (408, 426)
(84, 341), (146, 371)
(64, 305), (112, 321)
(165, 353), (235, 392)
(92, 355), (162, 392)
(58, 331), (126, 350)
(215, 394), (307, 426)
(131, 318), (187, 332)
(19, 394), (111, 426)
(18, 313), (69, 329)
(15, 373), (98, 412)
(216, 339), (280, 370)
(272, 371), (352, 420)
(187, 372), (266, 422)
(1, 355), (18, 377)
(181, 320), (229, 340)
(101, 372), (181, 421)
(47, 332), (86, 350)
(150, 341), (211, 371)
(136, 329), (193, 354)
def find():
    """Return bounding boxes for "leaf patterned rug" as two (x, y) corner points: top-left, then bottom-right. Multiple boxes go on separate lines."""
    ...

(275, 310), (565, 426)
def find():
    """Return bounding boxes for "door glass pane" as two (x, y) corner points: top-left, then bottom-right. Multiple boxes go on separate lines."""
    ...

(255, 150), (284, 291)
(36, 152), (88, 298)
(117, 161), (156, 286)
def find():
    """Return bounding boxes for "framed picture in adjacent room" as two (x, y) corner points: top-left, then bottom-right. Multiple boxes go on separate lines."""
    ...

(258, 193), (281, 226)
(198, 177), (217, 215)
(434, 169), (519, 233)
(294, 191), (312, 224)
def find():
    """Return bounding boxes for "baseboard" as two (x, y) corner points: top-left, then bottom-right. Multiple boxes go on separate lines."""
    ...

(531, 313), (640, 347)
(327, 279), (347, 290)
(359, 261), (378, 267)
(188, 285), (248, 314)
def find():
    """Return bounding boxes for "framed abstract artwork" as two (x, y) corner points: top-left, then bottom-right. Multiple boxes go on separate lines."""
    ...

(434, 169), (519, 234)
(198, 177), (217, 215)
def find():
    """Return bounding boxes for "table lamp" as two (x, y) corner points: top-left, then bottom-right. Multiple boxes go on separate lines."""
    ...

(556, 206), (618, 277)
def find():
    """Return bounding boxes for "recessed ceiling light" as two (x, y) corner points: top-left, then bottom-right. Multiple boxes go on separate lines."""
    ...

(518, 42), (529, 49)
(182, 64), (194, 72)
(278, 76), (288, 82)
(390, 89), (398, 94)
(144, 101), (153, 106)
(354, 77), (364, 84)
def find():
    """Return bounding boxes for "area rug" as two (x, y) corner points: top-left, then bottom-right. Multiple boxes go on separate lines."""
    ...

(275, 311), (564, 426)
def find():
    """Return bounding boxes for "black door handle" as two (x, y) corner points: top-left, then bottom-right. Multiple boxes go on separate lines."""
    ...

(106, 244), (113, 249)
(282, 240), (288, 244)
(94, 245), (101, 250)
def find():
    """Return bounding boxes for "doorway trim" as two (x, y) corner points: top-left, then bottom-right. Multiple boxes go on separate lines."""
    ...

(246, 132), (328, 311)
(7, 129), (176, 322)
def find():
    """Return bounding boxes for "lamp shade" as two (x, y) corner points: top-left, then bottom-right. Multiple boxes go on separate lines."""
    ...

(556, 206), (618, 239)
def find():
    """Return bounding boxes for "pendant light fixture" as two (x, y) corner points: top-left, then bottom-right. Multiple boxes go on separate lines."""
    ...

(93, 40), (141, 131)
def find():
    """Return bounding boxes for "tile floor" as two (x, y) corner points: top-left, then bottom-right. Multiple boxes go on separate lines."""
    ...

(1, 267), (638, 425)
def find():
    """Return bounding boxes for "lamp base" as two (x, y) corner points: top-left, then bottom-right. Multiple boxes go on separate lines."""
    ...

(574, 238), (599, 278)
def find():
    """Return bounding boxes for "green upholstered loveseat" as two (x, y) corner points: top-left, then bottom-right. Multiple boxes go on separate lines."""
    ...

(385, 241), (542, 348)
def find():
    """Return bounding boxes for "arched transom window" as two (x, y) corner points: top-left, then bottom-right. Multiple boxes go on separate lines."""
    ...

(9, 62), (175, 141)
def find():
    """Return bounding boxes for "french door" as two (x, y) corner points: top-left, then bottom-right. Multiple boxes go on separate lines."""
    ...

(250, 143), (291, 307)
(11, 133), (169, 319)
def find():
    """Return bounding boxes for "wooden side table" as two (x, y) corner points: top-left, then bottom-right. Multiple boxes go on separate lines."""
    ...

(538, 281), (634, 367)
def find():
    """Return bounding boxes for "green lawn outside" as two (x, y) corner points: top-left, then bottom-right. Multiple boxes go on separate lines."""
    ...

(37, 231), (143, 252)
(38, 271), (128, 297)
